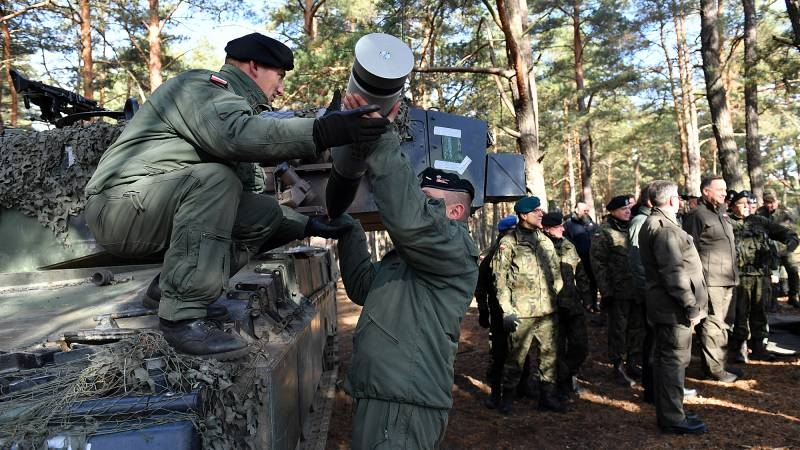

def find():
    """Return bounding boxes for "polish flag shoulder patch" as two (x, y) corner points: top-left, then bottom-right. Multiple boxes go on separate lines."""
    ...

(209, 74), (229, 87)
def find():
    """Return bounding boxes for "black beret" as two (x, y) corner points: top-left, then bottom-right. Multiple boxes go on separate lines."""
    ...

(606, 195), (631, 211)
(728, 190), (751, 206)
(542, 212), (565, 228)
(419, 167), (475, 199)
(225, 33), (294, 71)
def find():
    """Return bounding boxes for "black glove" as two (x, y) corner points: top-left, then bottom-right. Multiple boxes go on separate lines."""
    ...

(304, 216), (353, 239)
(478, 309), (490, 329)
(502, 313), (519, 333)
(786, 238), (799, 254)
(312, 103), (388, 152)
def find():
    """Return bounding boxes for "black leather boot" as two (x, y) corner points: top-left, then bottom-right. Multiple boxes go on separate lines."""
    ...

(484, 383), (501, 409)
(749, 340), (776, 361)
(613, 360), (635, 387)
(498, 388), (516, 415)
(538, 383), (567, 413)
(729, 338), (748, 363)
(159, 319), (249, 360)
(143, 274), (230, 321)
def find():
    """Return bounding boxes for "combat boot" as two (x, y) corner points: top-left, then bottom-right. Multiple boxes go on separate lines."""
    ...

(484, 383), (501, 409)
(538, 383), (567, 413)
(516, 378), (537, 399)
(612, 360), (635, 387)
(159, 318), (250, 360)
(626, 358), (643, 379)
(788, 296), (800, 308)
(498, 388), (516, 415)
(749, 341), (776, 361)
(143, 274), (230, 321)
(729, 339), (749, 364)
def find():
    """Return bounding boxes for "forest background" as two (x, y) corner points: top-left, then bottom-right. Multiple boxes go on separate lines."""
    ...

(2, 0), (800, 251)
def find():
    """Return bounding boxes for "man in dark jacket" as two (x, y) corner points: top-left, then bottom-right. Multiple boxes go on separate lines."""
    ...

(564, 202), (599, 311)
(335, 96), (479, 449)
(682, 175), (740, 382)
(639, 180), (708, 435)
(758, 189), (800, 308)
(84, 33), (385, 359)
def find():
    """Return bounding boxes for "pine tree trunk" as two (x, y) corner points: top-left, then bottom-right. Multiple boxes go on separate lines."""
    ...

(699, 0), (743, 190)
(673, 1), (701, 195)
(743, 0), (763, 198)
(148, 0), (163, 92)
(79, 0), (93, 100)
(571, 0), (596, 216)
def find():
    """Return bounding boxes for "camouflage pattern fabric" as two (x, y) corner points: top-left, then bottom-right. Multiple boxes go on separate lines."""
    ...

(502, 314), (558, 387)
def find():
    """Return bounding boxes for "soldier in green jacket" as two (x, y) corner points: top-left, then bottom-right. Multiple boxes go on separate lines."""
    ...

(84, 33), (388, 359)
(757, 189), (800, 308)
(541, 212), (590, 398)
(728, 190), (798, 362)
(492, 196), (565, 414)
(334, 96), (479, 449)
(590, 195), (644, 387)
(639, 180), (708, 435)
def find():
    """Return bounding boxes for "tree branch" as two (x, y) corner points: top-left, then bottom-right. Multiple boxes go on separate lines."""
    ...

(414, 66), (515, 78)
(1, 0), (51, 23)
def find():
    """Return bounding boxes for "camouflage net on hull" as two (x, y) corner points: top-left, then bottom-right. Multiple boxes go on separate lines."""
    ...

(0, 122), (124, 237)
(0, 330), (268, 450)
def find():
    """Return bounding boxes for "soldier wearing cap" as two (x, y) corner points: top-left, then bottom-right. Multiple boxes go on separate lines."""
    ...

(590, 194), (644, 387)
(491, 196), (565, 414)
(541, 211), (590, 397)
(682, 175), (741, 382)
(757, 189), (800, 308)
(85, 33), (389, 359)
(728, 190), (798, 362)
(333, 94), (478, 448)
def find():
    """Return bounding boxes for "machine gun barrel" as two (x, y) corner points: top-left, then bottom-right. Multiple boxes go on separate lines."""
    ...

(9, 69), (136, 128)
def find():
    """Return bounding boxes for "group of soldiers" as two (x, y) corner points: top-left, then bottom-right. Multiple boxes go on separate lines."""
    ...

(475, 175), (798, 435)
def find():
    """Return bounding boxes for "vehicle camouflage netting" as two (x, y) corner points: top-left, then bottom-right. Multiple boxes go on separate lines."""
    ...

(0, 122), (125, 238)
(0, 330), (269, 450)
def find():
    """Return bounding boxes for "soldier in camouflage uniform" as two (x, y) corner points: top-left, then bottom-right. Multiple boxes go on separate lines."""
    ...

(84, 33), (386, 359)
(475, 215), (535, 409)
(757, 189), (800, 308)
(728, 191), (798, 362)
(590, 195), (644, 387)
(492, 196), (565, 414)
(541, 212), (590, 397)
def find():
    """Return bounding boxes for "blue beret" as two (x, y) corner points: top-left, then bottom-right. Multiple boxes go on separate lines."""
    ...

(497, 215), (518, 232)
(514, 196), (541, 214)
(605, 195), (631, 211)
(225, 33), (294, 71)
(419, 167), (475, 199)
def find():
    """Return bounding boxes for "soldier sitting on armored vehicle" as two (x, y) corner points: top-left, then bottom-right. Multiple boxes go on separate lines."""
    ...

(84, 32), (389, 360)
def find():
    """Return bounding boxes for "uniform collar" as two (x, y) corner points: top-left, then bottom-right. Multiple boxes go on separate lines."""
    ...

(218, 64), (272, 113)
(652, 207), (680, 225)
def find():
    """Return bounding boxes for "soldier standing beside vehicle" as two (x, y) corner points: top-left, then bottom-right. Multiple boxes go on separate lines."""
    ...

(728, 190), (798, 362)
(639, 180), (709, 435)
(492, 196), (565, 414)
(541, 212), (590, 398)
(334, 95), (479, 449)
(758, 189), (800, 308)
(682, 175), (741, 382)
(591, 195), (644, 387)
(84, 33), (386, 360)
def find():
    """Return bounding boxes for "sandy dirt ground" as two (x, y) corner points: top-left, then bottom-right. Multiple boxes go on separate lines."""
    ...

(325, 283), (800, 449)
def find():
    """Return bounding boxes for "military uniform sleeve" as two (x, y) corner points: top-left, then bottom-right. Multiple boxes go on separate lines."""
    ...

(491, 235), (517, 317)
(590, 229), (612, 298)
(628, 216), (646, 292)
(335, 215), (377, 306)
(153, 77), (318, 163)
(363, 131), (479, 280)
(571, 246), (592, 305)
(765, 217), (799, 252)
(474, 255), (492, 312)
(653, 227), (699, 311)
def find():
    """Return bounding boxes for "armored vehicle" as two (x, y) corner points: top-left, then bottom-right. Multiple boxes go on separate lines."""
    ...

(0, 75), (525, 449)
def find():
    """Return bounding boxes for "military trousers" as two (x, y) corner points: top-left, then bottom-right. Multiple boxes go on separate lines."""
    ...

(699, 285), (735, 376)
(606, 297), (645, 364)
(85, 163), (307, 321)
(503, 314), (558, 387)
(780, 254), (799, 298)
(351, 398), (449, 450)
(557, 306), (588, 382)
(733, 275), (771, 343)
(486, 319), (531, 388)
(653, 322), (693, 428)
